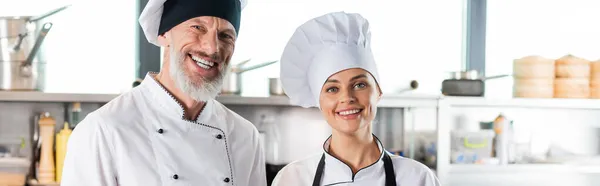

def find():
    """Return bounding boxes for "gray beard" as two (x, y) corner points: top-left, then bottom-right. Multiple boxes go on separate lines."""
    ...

(168, 46), (228, 102)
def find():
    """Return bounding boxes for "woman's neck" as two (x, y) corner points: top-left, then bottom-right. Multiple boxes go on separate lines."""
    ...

(328, 130), (381, 174)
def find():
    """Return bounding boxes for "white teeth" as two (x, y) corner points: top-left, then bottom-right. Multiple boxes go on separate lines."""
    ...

(191, 55), (215, 69)
(338, 109), (361, 116)
(196, 62), (210, 69)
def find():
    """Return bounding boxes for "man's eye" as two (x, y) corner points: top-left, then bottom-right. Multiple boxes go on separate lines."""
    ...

(219, 33), (234, 40)
(191, 25), (204, 31)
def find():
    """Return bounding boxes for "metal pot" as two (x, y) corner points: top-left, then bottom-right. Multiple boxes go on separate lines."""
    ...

(447, 70), (509, 81)
(0, 6), (68, 91)
(442, 70), (510, 96)
(221, 59), (278, 94)
(269, 78), (285, 96)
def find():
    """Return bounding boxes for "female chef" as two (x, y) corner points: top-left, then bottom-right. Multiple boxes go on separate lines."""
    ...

(271, 12), (441, 186)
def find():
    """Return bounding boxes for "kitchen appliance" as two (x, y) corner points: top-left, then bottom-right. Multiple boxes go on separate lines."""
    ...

(268, 78), (285, 96)
(221, 59), (278, 94)
(441, 70), (508, 96)
(0, 6), (69, 91)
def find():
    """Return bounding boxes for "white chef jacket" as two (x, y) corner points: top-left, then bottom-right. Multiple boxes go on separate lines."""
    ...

(61, 72), (266, 186)
(271, 136), (440, 186)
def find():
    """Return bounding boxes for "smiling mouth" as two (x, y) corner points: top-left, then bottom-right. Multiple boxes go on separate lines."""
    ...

(189, 54), (216, 70)
(336, 109), (363, 116)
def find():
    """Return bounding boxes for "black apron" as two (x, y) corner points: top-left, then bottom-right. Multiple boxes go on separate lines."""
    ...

(312, 152), (397, 186)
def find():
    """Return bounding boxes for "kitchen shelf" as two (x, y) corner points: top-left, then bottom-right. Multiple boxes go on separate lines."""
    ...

(5, 91), (600, 110)
(0, 91), (441, 108)
(449, 164), (600, 174)
(444, 96), (600, 110)
(379, 93), (441, 108)
(0, 91), (116, 103)
(27, 180), (59, 186)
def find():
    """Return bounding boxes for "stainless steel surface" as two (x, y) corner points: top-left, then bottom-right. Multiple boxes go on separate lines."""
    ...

(447, 70), (509, 81)
(0, 6), (66, 91)
(24, 22), (52, 67)
(481, 74), (509, 81)
(0, 6), (67, 62)
(268, 78), (285, 96)
(0, 61), (44, 90)
(221, 72), (241, 94)
(221, 60), (278, 94)
(28, 5), (71, 23)
(0, 17), (34, 62)
(449, 70), (479, 80)
(220, 59), (251, 94)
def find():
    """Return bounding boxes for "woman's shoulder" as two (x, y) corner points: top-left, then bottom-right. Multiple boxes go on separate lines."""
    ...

(271, 152), (323, 186)
(389, 154), (441, 186)
(389, 154), (431, 172)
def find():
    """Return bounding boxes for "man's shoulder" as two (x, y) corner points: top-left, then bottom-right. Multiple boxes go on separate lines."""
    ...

(212, 100), (254, 127)
(85, 89), (144, 127)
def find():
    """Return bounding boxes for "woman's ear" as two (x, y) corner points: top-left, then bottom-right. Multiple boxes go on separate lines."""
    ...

(377, 87), (383, 101)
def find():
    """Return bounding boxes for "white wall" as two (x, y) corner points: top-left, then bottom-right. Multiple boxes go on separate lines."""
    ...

(1, 0), (137, 94)
(485, 0), (600, 98)
(233, 0), (464, 97)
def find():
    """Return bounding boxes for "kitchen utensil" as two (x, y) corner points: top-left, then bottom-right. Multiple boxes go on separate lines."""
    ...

(221, 59), (278, 94)
(30, 113), (41, 181)
(37, 112), (56, 183)
(0, 5), (69, 91)
(269, 78), (285, 96)
(397, 80), (419, 93)
(441, 70), (509, 96)
(446, 70), (509, 81)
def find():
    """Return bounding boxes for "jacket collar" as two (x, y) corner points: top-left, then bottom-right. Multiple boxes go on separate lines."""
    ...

(140, 72), (214, 124)
(321, 134), (386, 184)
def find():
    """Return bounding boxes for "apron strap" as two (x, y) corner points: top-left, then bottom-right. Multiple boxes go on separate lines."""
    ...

(312, 152), (397, 186)
(382, 152), (397, 186)
(312, 154), (326, 186)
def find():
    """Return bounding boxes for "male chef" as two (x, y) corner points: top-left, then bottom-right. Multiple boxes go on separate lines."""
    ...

(60, 0), (267, 185)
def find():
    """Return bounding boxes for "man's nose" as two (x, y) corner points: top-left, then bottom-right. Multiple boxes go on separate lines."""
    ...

(199, 32), (219, 55)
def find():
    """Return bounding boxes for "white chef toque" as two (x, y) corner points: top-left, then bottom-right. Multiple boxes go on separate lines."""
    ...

(280, 11), (381, 108)
(138, 0), (248, 46)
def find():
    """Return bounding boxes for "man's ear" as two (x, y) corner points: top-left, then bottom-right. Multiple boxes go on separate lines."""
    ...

(157, 32), (169, 47)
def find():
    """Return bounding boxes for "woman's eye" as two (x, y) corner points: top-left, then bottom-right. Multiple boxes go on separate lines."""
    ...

(326, 87), (338, 93)
(354, 83), (366, 89)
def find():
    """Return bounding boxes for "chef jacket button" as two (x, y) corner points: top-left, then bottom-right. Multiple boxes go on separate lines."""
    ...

(223, 177), (230, 183)
(216, 134), (223, 139)
(173, 174), (179, 180)
(157, 129), (164, 134)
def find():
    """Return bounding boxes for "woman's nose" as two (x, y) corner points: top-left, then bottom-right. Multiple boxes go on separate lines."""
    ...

(339, 90), (357, 104)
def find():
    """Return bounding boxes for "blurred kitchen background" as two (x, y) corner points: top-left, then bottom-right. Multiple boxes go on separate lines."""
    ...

(1, 0), (600, 185)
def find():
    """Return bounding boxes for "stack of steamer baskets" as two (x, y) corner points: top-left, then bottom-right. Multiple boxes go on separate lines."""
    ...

(591, 59), (600, 98)
(555, 55), (591, 98)
(513, 54), (600, 99)
(513, 55), (555, 98)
